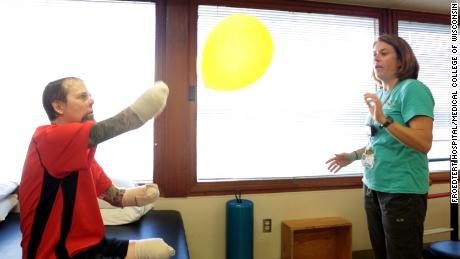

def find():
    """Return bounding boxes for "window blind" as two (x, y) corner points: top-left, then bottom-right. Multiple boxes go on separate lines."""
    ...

(197, 5), (379, 181)
(399, 20), (450, 171)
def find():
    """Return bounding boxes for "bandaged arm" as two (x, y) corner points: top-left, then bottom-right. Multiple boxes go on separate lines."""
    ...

(101, 184), (160, 207)
(88, 81), (169, 147)
(122, 184), (160, 207)
(344, 147), (365, 161)
(133, 238), (175, 259)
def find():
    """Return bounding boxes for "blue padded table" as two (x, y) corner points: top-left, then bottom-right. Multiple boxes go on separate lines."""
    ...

(105, 210), (190, 259)
(0, 210), (189, 259)
(425, 241), (460, 259)
(423, 192), (460, 259)
(0, 212), (21, 258)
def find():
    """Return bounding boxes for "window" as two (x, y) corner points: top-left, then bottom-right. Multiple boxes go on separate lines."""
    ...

(196, 5), (379, 181)
(398, 20), (451, 172)
(152, 1), (451, 197)
(0, 0), (156, 181)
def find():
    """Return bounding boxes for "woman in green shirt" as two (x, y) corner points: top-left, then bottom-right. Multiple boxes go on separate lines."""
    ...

(326, 34), (434, 259)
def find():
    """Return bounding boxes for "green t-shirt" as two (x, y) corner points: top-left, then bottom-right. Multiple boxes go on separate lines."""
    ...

(363, 79), (435, 194)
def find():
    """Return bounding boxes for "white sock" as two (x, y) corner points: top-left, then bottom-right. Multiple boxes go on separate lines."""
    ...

(122, 184), (160, 207)
(130, 81), (169, 123)
(134, 238), (175, 259)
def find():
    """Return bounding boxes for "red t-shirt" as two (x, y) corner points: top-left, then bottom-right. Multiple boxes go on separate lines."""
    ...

(19, 122), (112, 259)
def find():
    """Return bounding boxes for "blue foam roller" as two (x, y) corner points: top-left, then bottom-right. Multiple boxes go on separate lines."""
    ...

(226, 199), (253, 259)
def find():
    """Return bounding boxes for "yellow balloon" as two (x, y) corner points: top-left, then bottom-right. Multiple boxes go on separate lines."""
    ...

(201, 14), (273, 91)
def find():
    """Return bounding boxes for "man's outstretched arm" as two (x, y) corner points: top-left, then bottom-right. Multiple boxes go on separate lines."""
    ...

(88, 81), (169, 147)
(89, 108), (144, 147)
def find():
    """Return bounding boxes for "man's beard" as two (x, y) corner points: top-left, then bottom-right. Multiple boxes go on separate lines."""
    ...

(81, 113), (95, 122)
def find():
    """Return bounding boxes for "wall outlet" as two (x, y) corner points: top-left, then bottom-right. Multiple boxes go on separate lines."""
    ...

(263, 218), (272, 233)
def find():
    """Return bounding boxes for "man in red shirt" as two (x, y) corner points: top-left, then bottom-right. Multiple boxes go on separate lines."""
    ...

(19, 77), (175, 259)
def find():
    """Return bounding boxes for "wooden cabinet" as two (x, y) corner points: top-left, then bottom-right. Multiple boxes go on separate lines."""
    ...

(281, 217), (352, 259)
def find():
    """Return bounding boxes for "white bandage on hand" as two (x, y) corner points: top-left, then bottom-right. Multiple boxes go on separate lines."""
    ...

(345, 149), (365, 161)
(130, 81), (169, 123)
(134, 238), (175, 259)
(122, 184), (160, 207)
(344, 152), (356, 161)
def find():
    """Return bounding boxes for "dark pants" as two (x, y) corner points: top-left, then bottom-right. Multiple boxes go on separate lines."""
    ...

(364, 185), (427, 259)
(72, 237), (129, 259)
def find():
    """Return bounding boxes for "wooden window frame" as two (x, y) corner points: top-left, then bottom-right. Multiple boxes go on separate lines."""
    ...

(153, 0), (450, 197)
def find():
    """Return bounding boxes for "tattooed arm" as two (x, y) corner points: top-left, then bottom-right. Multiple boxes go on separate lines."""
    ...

(88, 81), (169, 147)
(101, 184), (126, 207)
(89, 108), (143, 147)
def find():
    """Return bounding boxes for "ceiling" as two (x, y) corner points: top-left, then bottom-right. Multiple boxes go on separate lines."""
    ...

(310, 0), (455, 14)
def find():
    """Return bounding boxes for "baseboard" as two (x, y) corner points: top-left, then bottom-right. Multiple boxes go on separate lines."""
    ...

(352, 249), (374, 259)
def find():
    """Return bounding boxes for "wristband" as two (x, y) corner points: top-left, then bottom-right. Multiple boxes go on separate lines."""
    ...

(380, 116), (394, 128)
(345, 151), (359, 161)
